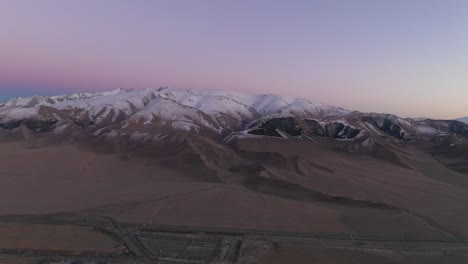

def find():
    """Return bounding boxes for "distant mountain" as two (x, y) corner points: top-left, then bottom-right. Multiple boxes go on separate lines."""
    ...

(457, 116), (468, 124)
(1, 87), (466, 144)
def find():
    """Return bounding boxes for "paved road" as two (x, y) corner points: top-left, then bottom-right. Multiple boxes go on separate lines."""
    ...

(1, 213), (468, 243)
(1, 213), (468, 264)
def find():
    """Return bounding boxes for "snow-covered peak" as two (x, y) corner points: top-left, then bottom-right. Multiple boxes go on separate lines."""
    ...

(2, 87), (348, 115)
(154, 88), (350, 119)
(0, 88), (466, 144)
(457, 116), (468, 124)
(0, 87), (353, 135)
(2, 88), (133, 108)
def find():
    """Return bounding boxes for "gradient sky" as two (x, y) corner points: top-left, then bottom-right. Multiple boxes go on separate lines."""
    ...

(1, 0), (468, 118)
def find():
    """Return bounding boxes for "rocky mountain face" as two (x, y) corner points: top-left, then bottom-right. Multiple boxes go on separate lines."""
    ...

(0, 87), (467, 179)
(1, 88), (466, 148)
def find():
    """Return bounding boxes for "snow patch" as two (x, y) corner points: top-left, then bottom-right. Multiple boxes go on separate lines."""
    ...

(415, 126), (438, 135)
(172, 121), (198, 132)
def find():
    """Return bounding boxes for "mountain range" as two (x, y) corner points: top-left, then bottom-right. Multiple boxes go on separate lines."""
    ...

(457, 116), (468, 124)
(0, 87), (466, 144)
(1, 87), (468, 239)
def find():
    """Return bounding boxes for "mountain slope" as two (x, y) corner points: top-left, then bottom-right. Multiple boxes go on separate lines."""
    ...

(1, 88), (466, 141)
(1, 88), (468, 237)
(1, 88), (467, 169)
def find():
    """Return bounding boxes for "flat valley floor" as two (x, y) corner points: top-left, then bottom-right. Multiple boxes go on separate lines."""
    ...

(0, 138), (468, 263)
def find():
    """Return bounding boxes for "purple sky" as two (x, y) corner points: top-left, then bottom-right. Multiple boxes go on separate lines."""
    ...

(1, 0), (468, 118)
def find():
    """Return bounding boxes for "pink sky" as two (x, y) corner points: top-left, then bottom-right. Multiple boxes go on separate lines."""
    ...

(1, 0), (467, 119)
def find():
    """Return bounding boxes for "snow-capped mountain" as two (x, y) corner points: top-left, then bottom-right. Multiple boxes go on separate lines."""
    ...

(0, 88), (467, 149)
(0, 88), (349, 134)
(457, 116), (468, 124)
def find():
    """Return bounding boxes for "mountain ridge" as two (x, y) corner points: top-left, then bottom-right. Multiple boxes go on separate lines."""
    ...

(1, 88), (466, 143)
(457, 116), (468, 124)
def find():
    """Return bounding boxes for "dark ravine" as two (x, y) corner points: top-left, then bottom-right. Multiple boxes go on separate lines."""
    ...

(23, 119), (59, 132)
(0, 119), (24, 130)
(248, 117), (303, 137)
(243, 175), (398, 211)
(303, 119), (361, 139)
(362, 116), (409, 140)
